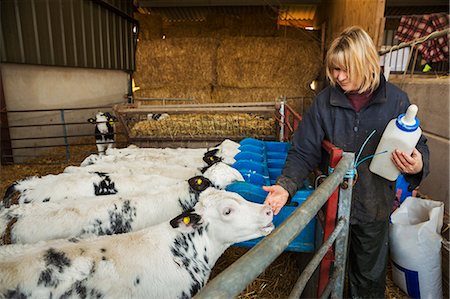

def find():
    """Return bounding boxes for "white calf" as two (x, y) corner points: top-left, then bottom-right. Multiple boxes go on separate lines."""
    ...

(80, 138), (240, 167)
(64, 160), (202, 178)
(0, 188), (274, 299)
(2, 162), (243, 208)
(0, 175), (216, 245)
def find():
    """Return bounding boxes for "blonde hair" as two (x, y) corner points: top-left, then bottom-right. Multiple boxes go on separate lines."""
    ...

(326, 26), (381, 93)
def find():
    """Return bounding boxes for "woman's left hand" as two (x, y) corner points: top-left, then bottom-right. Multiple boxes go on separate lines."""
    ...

(391, 148), (423, 174)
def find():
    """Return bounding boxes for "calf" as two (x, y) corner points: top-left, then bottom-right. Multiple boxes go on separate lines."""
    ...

(2, 162), (243, 209)
(88, 112), (117, 155)
(0, 188), (274, 299)
(80, 138), (240, 166)
(69, 151), (223, 174)
(0, 176), (215, 245)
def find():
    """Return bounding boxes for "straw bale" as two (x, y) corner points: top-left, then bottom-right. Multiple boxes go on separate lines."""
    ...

(135, 14), (163, 40)
(212, 86), (314, 113)
(134, 38), (216, 89)
(130, 113), (276, 139)
(134, 86), (212, 104)
(217, 37), (321, 89)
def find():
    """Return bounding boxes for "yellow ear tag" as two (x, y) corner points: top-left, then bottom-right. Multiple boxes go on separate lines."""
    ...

(109, 119), (114, 125)
(197, 178), (202, 185)
(183, 216), (190, 225)
(209, 156), (214, 161)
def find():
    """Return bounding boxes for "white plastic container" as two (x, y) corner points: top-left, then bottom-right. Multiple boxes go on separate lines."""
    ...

(369, 104), (422, 181)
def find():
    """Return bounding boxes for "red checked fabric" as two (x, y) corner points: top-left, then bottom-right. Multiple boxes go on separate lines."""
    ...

(395, 13), (449, 63)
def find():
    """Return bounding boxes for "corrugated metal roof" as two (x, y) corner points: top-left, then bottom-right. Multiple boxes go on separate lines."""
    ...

(278, 5), (317, 21)
(138, 6), (278, 22)
(138, 0), (321, 7)
(138, 5), (318, 24)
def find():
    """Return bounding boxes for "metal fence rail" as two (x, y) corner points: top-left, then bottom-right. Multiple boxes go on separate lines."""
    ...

(1, 104), (126, 164)
(194, 152), (355, 299)
(380, 20), (449, 76)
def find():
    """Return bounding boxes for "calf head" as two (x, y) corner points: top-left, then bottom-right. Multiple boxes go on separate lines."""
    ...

(202, 162), (244, 189)
(194, 188), (274, 245)
(88, 112), (117, 135)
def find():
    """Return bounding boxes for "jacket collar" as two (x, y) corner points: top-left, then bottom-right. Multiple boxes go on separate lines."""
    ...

(329, 74), (388, 108)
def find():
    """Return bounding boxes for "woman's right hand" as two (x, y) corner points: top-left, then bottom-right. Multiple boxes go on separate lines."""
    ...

(263, 185), (289, 215)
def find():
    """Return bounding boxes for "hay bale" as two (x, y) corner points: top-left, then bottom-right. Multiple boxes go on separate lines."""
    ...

(134, 86), (212, 104)
(133, 13), (322, 113)
(134, 38), (216, 89)
(217, 37), (321, 89)
(135, 13), (163, 40)
(212, 86), (314, 113)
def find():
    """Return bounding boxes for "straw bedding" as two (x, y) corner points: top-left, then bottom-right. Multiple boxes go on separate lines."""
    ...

(130, 113), (276, 139)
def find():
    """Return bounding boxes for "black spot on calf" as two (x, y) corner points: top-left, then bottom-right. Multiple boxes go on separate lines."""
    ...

(93, 172), (117, 196)
(4, 288), (29, 299)
(171, 229), (211, 299)
(83, 200), (136, 236)
(38, 248), (72, 288)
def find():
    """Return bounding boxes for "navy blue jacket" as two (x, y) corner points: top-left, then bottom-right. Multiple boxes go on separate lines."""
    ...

(277, 75), (430, 224)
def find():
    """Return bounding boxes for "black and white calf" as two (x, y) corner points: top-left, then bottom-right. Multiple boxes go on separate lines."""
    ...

(0, 176), (215, 245)
(147, 113), (169, 121)
(67, 150), (223, 175)
(0, 188), (274, 299)
(80, 138), (240, 167)
(1, 162), (244, 208)
(88, 112), (117, 155)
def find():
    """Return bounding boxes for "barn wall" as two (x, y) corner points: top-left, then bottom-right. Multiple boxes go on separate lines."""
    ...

(1, 63), (128, 162)
(319, 0), (386, 48)
(390, 76), (449, 212)
(133, 12), (322, 113)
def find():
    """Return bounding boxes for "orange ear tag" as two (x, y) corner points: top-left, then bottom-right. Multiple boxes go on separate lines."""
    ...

(183, 216), (190, 225)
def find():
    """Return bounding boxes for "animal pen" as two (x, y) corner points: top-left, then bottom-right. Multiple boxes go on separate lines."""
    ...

(113, 100), (356, 297)
(1, 98), (356, 297)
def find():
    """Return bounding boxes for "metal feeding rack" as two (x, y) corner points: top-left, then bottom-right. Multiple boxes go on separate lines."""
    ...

(113, 101), (282, 148)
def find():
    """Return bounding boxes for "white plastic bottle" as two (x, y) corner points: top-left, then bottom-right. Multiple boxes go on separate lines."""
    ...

(369, 104), (422, 181)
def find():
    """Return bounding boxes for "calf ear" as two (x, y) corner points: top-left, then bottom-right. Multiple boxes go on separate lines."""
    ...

(188, 176), (212, 192)
(170, 209), (202, 229)
(88, 118), (96, 123)
(203, 155), (222, 166)
(204, 148), (219, 158)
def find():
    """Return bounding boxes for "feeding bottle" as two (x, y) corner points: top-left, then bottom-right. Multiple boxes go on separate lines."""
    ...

(369, 104), (422, 181)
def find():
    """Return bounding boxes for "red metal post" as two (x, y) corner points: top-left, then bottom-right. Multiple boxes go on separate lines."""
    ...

(282, 104), (344, 297)
(317, 140), (343, 297)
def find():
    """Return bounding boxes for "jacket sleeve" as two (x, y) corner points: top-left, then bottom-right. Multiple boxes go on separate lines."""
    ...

(276, 99), (325, 198)
(404, 133), (430, 190)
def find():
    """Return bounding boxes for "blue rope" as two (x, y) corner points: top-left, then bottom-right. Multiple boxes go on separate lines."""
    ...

(328, 129), (388, 179)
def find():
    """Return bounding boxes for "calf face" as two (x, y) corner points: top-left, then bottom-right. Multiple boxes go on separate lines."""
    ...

(195, 188), (274, 244)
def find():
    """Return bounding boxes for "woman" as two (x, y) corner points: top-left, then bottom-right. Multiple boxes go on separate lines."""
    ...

(264, 26), (429, 298)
